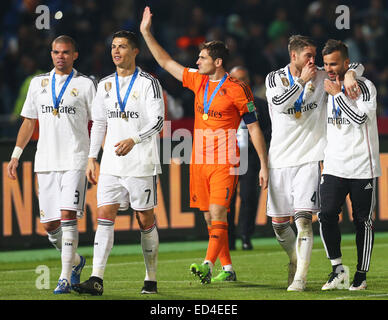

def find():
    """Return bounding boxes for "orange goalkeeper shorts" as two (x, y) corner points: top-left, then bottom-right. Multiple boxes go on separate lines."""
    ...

(189, 163), (239, 212)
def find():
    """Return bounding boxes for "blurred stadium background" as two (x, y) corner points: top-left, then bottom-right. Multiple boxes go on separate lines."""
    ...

(0, 0), (388, 251)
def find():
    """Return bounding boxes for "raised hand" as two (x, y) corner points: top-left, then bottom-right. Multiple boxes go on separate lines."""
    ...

(140, 6), (153, 35)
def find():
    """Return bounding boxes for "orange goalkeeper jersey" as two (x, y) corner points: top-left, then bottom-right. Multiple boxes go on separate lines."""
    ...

(182, 67), (256, 165)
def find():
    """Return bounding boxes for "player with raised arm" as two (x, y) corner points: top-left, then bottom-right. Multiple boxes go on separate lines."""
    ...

(265, 35), (364, 291)
(72, 30), (164, 296)
(7, 35), (96, 294)
(140, 6), (268, 284)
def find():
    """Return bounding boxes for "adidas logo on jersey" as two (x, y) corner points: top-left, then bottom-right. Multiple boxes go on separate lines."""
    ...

(364, 183), (373, 190)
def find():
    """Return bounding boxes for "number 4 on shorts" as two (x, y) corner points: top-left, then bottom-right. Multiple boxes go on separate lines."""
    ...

(311, 191), (317, 204)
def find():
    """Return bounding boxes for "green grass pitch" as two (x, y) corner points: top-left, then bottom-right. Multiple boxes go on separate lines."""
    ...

(1, 233), (388, 301)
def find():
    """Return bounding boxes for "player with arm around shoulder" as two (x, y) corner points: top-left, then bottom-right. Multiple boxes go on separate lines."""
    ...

(265, 35), (364, 291)
(319, 39), (380, 291)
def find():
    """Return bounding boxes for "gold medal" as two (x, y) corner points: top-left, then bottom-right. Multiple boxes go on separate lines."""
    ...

(52, 108), (58, 116)
(295, 111), (301, 119)
(202, 113), (209, 121)
(121, 112), (128, 121)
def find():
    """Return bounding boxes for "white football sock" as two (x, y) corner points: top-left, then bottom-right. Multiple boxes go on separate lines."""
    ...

(330, 257), (343, 267)
(73, 253), (81, 267)
(59, 219), (78, 282)
(272, 220), (297, 263)
(47, 225), (62, 251)
(91, 218), (114, 280)
(141, 223), (159, 282)
(294, 212), (313, 282)
(203, 260), (214, 273)
(222, 264), (233, 272)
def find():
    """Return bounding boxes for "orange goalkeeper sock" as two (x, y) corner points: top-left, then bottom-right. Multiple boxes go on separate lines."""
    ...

(218, 226), (232, 267)
(205, 221), (228, 265)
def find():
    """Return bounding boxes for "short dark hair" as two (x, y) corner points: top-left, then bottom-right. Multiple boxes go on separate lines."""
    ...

(322, 39), (349, 59)
(199, 40), (229, 68)
(288, 35), (316, 55)
(112, 30), (139, 49)
(52, 35), (77, 51)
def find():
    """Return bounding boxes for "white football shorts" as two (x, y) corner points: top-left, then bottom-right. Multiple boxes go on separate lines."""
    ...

(97, 174), (158, 211)
(37, 170), (87, 223)
(266, 161), (321, 217)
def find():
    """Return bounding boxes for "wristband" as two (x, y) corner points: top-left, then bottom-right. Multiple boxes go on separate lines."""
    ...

(11, 146), (23, 160)
(131, 135), (142, 144)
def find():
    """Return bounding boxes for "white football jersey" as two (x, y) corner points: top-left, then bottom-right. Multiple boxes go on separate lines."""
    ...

(21, 68), (96, 172)
(323, 77), (381, 179)
(265, 63), (363, 169)
(90, 67), (165, 177)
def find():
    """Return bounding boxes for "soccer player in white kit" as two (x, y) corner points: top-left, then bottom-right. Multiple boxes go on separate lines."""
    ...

(319, 40), (381, 291)
(265, 35), (364, 291)
(72, 31), (164, 296)
(7, 35), (96, 294)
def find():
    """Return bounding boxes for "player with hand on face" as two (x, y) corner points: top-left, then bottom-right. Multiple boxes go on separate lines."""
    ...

(265, 35), (364, 291)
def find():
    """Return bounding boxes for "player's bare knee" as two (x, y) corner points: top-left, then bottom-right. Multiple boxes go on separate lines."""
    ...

(203, 211), (212, 226)
(61, 210), (77, 220)
(209, 204), (228, 222)
(97, 204), (119, 221)
(42, 219), (61, 233)
(135, 209), (155, 230)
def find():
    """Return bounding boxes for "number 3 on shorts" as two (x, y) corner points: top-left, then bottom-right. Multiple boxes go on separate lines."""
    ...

(74, 190), (80, 205)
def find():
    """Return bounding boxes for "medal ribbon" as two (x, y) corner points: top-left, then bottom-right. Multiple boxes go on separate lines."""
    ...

(287, 66), (304, 113)
(203, 73), (228, 115)
(52, 70), (74, 111)
(115, 67), (139, 113)
(332, 85), (345, 119)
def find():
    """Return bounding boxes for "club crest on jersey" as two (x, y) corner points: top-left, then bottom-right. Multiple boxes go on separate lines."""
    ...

(307, 83), (315, 93)
(40, 210), (45, 218)
(105, 82), (112, 92)
(70, 88), (78, 97)
(281, 77), (290, 87)
(132, 91), (139, 100)
(41, 78), (49, 87)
